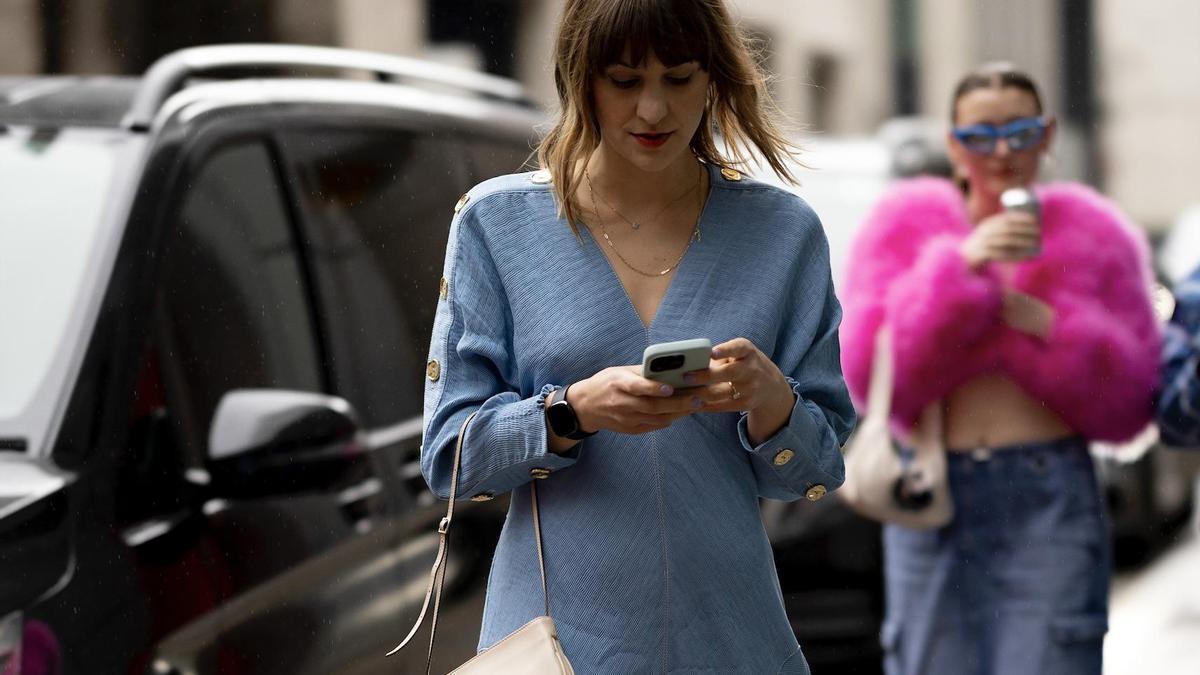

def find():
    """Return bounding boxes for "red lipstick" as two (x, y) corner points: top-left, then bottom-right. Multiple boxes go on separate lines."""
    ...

(633, 132), (672, 148)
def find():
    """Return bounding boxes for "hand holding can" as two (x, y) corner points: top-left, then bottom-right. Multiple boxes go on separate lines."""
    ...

(1000, 187), (1041, 256)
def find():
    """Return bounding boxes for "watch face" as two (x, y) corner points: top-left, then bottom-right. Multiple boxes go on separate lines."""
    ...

(547, 399), (579, 437)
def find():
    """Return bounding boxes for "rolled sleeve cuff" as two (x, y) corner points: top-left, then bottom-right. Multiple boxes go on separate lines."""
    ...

(736, 390), (846, 491)
(458, 386), (582, 499)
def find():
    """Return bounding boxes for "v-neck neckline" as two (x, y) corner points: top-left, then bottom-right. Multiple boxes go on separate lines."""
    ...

(578, 162), (720, 334)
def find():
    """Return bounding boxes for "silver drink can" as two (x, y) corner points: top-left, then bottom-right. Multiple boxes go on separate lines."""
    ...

(1000, 187), (1041, 255)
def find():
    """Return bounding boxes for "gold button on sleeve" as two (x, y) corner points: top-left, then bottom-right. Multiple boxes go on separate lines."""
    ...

(453, 193), (470, 213)
(806, 484), (827, 502)
(426, 359), (441, 382)
(470, 493), (495, 502)
(772, 448), (795, 466)
(529, 468), (551, 480)
(439, 276), (448, 300)
(720, 167), (742, 182)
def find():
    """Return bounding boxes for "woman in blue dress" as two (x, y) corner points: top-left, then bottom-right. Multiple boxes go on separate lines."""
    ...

(420, 1), (855, 672)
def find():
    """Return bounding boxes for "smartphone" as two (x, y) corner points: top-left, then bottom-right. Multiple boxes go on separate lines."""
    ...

(641, 338), (713, 389)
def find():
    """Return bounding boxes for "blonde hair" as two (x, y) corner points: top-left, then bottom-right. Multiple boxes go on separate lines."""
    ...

(537, 0), (803, 233)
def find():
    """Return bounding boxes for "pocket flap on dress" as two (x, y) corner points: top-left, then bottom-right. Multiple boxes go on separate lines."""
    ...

(1049, 614), (1108, 643)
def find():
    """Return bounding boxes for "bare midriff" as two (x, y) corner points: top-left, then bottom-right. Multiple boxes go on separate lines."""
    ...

(943, 372), (1074, 450)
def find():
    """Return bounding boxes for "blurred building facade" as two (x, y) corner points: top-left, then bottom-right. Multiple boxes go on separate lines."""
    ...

(0, 0), (1194, 231)
(1096, 0), (1200, 231)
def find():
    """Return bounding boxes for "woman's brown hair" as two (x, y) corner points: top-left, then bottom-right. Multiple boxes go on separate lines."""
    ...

(950, 61), (1044, 123)
(537, 0), (803, 232)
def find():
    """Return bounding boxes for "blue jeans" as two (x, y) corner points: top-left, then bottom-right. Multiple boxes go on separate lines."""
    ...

(882, 436), (1109, 675)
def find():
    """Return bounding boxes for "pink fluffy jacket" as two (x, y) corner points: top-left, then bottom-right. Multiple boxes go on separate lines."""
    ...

(839, 177), (1161, 442)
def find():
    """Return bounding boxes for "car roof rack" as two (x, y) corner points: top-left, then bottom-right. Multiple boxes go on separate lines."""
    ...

(122, 43), (530, 131)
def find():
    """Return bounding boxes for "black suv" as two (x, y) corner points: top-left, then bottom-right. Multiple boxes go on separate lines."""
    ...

(0, 44), (540, 674)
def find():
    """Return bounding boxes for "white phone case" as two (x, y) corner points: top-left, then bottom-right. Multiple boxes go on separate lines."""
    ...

(641, 338), (713, 388)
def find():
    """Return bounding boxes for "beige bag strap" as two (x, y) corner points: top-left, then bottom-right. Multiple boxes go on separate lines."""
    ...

(386, 411), (553, 673)
(531, 475), (551, 617)
(866, 327), (943, 451)
(866, 327), (894, 419)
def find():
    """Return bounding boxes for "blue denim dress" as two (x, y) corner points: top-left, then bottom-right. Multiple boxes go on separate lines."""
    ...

(421, 165), (856, 673)
(882, 437), (1109, 675)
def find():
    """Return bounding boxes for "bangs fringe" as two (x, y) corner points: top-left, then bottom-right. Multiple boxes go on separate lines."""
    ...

(587, 0), (712, 71)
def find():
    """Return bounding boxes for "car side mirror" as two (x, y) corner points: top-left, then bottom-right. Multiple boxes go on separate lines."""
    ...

(205, 389), (368, 498)
(0, 454), (74, 615)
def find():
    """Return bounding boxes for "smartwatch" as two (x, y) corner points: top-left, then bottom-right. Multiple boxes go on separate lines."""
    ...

(546, 383), (596, 441)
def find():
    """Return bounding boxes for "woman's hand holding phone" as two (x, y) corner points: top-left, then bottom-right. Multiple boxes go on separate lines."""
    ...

(565, 337), (793, 441)
(566, 366), (702, 436)
(676, 337), (796, 445)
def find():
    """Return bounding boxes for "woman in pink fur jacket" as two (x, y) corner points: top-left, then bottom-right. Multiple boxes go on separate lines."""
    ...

(840, 63), (1160, 675)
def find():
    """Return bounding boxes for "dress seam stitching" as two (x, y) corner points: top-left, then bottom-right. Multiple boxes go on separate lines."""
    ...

(653, 430), (670, 674)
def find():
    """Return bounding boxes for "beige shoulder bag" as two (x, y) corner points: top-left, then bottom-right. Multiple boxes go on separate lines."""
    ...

(837, 328), (954, 530)
(387, 412), (574, 674)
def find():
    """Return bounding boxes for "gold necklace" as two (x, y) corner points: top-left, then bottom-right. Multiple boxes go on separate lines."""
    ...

(591, 164), (704, 278)
(585, 164), (701, 231)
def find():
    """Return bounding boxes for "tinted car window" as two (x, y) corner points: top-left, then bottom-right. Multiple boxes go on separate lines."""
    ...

(157, 141), (322, 457)
(282, 129), (470, 428)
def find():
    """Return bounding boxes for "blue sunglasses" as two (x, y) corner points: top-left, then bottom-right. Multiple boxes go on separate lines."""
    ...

(952, 117), (1048, 155)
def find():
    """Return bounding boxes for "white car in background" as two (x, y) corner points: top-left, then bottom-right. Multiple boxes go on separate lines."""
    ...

(751, 117), (951, 291)
(1160, 205), (1200, 286)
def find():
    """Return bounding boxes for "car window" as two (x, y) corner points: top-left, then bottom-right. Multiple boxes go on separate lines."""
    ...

(0, 129), (124, 425)
(281, 129), (471, 429)
(155, 141), (323, 459)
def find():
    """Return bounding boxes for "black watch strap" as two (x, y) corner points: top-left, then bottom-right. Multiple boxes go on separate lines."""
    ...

(549, 383), (596, 440)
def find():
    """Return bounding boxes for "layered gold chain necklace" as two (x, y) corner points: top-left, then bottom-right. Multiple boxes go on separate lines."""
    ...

(585, 163), (704, 278)
(587, 163), (701, 231)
